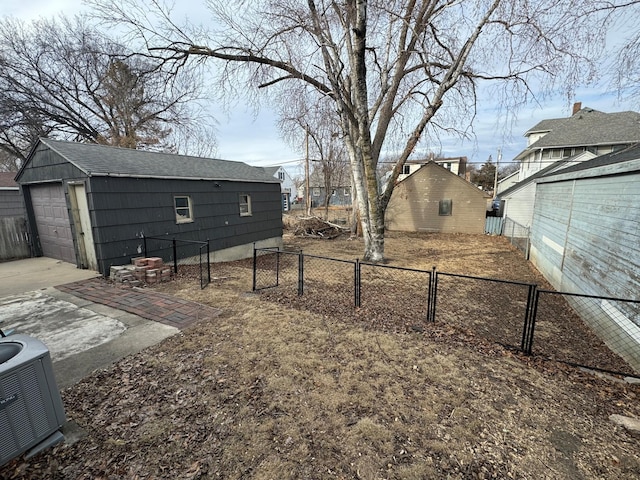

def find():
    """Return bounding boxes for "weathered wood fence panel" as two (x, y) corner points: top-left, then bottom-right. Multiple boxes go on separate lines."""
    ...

(0, 217), (30, 261)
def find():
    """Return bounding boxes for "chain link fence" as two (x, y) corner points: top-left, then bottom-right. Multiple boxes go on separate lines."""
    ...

(252, 247), (640, 377)
(502, 217), (530, 258)
(143, 235), (210, 288)
(434, 273), (536, 352)
(532, 291), (640, 375)
(359, 263), (433, 331)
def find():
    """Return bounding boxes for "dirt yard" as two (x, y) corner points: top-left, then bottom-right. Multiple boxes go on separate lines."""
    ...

(2, 231), (640, 479)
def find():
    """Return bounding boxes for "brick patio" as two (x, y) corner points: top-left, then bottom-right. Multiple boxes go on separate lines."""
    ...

(56, 278), (220, 330)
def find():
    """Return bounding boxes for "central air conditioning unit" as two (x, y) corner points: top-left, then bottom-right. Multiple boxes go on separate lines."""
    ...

(0, 334), (67, 466)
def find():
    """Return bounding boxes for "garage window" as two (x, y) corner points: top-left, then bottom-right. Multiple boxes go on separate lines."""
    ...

(239, 194), (252, 216)
(174, 196), (193, 223)
(439, 199), (452, 216)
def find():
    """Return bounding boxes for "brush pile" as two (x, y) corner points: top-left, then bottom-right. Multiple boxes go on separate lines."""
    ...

(288, 215), (349, 239)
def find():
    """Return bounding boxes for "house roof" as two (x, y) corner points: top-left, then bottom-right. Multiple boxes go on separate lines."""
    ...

(400, 161), (490, 197)
(261, 166), (281, 177)
(498, 151), (596, 198)
(23, 138), (279, 184)
(0, 172), (18, 188)
(538, 143), (640, 182)
(406, 156), (467, 165)
(515, 108), (640, 160)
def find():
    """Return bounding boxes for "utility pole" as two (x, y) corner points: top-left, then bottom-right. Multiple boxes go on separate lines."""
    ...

(305, 125), (311, 215)
(493, 147), (501, 197)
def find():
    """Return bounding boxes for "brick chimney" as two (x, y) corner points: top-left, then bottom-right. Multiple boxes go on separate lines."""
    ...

(572, 102), (582, 115)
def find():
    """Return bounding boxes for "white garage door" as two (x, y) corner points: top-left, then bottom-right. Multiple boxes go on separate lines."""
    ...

(30, 184), (76, 264)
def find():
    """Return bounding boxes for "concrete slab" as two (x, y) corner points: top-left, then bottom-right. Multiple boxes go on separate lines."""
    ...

(0, 289), (126, 361)
(0, 287), (179, 389)
(0, 257), (100, 297)
(0, 258), (179, 389)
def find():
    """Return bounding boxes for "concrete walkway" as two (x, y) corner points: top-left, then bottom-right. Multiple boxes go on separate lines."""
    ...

(0, 258), (221, 389)
(0, 257), (100, 297)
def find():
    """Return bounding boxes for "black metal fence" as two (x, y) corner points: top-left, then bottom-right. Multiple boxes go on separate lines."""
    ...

(531, 290), (640, 376)
(434, 273), (537, 353)
(143, 235), (211, 289)
(253, 247), (640, 377)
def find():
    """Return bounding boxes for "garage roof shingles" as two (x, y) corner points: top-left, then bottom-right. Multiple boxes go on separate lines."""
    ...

(41, 138), (278, 184)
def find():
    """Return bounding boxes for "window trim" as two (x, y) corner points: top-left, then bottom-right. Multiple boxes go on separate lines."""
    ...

(438, 199), (453, 216)
(239, 194), (252, 217)
(174, 195), (194, 224)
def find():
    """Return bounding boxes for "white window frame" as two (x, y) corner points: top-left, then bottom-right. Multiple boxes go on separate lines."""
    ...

(312, 188), (321, 197)
(239, 194), (252, 216)
(344, 187), (350, 196)
(174, 195), (194, 224)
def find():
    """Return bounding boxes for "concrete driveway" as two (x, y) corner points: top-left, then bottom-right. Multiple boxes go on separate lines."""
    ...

(0, 257), (179, 389)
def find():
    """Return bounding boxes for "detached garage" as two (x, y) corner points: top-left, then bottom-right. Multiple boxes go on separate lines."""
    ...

(16, 138), (283, 275)
(385, 162), (490, 234)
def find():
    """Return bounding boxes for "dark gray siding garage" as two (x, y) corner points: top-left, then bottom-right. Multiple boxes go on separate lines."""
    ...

(16, 139), (283, 274)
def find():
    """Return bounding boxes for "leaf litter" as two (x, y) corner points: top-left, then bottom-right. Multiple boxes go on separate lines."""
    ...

(2, 231), (639, 479)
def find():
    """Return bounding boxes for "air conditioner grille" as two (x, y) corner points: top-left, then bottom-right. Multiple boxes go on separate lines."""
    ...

(21, 362), (53, 436)
(1, 363), (55, 459)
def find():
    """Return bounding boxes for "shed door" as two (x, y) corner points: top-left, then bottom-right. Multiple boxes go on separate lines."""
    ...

(30, 184), (76, 264)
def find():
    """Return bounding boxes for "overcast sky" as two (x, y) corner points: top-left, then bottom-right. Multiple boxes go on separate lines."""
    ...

(1, 0), (631, 176)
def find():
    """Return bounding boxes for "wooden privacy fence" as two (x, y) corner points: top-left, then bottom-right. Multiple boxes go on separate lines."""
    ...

(0, 217), (30, 261)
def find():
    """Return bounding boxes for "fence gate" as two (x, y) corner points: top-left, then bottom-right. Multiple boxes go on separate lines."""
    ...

(434, 272), (536, 352)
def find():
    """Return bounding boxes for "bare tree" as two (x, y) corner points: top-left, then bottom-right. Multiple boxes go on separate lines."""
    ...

(89, 0), (614, 261)
(0, 15), (216, 163)
(279, 98), (350, 219)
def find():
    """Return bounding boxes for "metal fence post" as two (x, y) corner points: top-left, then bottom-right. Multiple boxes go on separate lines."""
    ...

(172, 238), (178, 275)
(252, 246), (258, 291)
(428, 266), (437, 322)
(525, 287), (540, 355)
(298, 252), (304, 296)
(206, 239), (211, 284)
(521, 284), (538, 354)
(143, 235), (147, 258)
(355, 259), (361, 308)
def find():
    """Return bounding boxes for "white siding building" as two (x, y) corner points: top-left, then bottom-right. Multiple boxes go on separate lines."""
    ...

(514, 104), (640, 182)
(529, 145), (640, 370)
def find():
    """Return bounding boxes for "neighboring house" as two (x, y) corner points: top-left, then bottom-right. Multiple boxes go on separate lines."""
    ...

(385, 161), (490, 234)
(515, 103), (640, 182)
(496, 170), (519, 195)
(0, 172), (25, 218)
(529, 144), (640, 370)
(309, 184), (352, 208)
(398, 156), (468, 181)
(497, 151), (595, 227)
(15, 138), (283, 275)
(306, 167), (352, 208)
(262, 165), (297, 212)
